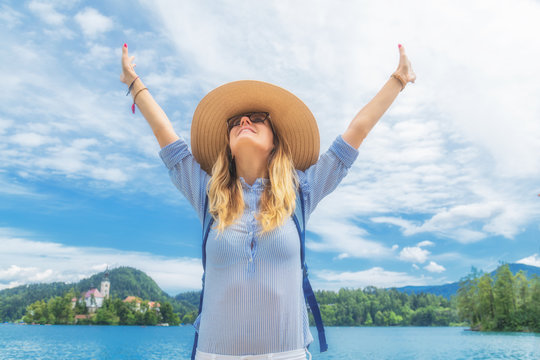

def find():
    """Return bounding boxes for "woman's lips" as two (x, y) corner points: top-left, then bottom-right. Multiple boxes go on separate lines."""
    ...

(238, 127), (255, 134)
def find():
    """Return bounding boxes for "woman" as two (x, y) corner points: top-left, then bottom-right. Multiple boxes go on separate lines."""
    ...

(120, 43), (415, 360)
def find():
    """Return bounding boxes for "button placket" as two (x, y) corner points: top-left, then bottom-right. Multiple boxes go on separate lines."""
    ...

(245, 187), (256, 272)
(243, 179), (267, 272)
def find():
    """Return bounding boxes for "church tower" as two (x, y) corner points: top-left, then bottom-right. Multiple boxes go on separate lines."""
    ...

(100, 266), (110, 299)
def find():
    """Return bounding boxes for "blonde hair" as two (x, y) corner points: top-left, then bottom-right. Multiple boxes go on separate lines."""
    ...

(207, 121), (299, 234)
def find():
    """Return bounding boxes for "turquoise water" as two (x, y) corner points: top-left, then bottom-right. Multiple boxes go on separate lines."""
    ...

(1, 325), (539, 359)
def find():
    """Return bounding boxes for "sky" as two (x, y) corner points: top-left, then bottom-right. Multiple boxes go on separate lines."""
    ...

(1, 0), (540, 297)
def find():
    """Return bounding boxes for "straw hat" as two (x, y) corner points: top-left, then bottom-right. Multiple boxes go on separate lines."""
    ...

(191, 80), (320, 174)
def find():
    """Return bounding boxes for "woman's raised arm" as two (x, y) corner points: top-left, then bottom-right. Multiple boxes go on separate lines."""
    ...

(342, 44), (416, 149)
(120, 43), (180, 148)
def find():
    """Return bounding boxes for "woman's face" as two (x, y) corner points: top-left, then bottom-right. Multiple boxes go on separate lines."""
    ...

(228, 114), (274, 159)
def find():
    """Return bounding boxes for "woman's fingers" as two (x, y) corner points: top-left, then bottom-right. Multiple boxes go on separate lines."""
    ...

(396, 44), (416, 85)
(121, 45), (136, 70)
(120, 43), (138, 85)
(399, 43), (406, 57)
(121, 44), (135, 63)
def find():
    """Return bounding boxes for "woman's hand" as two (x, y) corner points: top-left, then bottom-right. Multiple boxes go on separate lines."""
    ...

(393, 44), (416, 89)
(120, 43), (138, 86)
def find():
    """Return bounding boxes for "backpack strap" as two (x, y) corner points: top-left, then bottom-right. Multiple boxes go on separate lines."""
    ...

(292, 187), (328, 352)
(191, 195), (214, 360)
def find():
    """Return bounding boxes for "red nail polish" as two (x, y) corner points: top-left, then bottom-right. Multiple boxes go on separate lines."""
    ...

(398, 44), (402, 48)
(124, 43), (127, 48)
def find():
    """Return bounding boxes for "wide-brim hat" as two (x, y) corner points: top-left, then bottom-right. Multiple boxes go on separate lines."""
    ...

(191, 80), (320, 174)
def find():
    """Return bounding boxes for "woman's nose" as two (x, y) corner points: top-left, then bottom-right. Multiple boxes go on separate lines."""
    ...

(240, 116), (252, 126)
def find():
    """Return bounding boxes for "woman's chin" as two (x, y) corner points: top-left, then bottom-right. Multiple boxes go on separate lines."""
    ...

(233, 139), (271, 154)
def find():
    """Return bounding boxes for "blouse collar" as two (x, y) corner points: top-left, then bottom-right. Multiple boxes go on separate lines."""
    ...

(239, 176), (269, 190)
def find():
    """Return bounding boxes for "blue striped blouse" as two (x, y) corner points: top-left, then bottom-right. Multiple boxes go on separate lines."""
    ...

(159, 134), (358, 355)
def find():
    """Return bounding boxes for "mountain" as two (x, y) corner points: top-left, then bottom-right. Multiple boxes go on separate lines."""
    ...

(394, 263), (540, 299)
(394, 282), (460, 299)
(2, 263), (538, 322)
(174, 290), (201, 308)
(0, 267), (196, 322)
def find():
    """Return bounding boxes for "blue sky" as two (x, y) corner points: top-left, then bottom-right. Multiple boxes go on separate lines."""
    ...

(1, 0), (540, 296)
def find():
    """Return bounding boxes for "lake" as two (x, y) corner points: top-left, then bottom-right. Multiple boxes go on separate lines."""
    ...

(1, 325), (539, 359)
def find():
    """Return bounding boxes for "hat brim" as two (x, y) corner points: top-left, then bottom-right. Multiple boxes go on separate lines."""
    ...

(191, 80), (320, 174)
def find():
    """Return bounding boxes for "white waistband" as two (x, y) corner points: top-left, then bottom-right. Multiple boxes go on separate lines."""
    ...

(195, 347), (311, 360)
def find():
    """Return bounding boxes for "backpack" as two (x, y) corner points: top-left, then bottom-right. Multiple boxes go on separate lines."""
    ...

(191, 187), (328, 359)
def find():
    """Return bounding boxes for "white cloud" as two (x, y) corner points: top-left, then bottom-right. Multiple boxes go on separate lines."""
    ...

(424, 261), (446, 273)
(9, 132), (58, 147)
(74, 7), (113, 38)
(371, 195), (537, 243)
(0, 175), (45, 197)
(0, 229), (203, 295)
(417, 240), (434, 247)
(0, 265), (38, 281)
(76, 43), (116, 69)
(141, 0), (540, 249)
(517, 254), (540, 268)
(0, 118), (13, 134)
(399, 246), (430, 263)
(0, 32), (164, 191)
(307, 212), (394, 259)
(28, 0), (65, 26)
(0, 4), (23, 28)
(1, 0), (540, 289)
(315, 267), (429, 290)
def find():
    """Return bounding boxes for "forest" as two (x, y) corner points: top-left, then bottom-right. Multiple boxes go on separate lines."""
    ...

(17, 286), (457, 327)
(455, 264), (540, 332)
(5, 264), (539, 331)
(312, 287), (457, 326)
(22, 288), (182, 326)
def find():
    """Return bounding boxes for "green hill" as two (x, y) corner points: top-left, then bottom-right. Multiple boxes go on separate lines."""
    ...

(0, 267), (196, 322)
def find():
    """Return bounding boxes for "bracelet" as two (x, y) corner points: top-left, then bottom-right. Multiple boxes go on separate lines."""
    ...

(126, 76), (140, 96)
(132, 87), (148, 114)
(391, 73), (406, 92)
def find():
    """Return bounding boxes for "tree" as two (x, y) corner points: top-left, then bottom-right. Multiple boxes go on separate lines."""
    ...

(476, 273), (495, 329)
(387, 311), (402, 326)
(456, 267), (481, 326)
(364, 312), (373, 326)
(374, 310), (385, 326)
(47, 293), (75, 325)
(493, 264), (515, 330)
(182, 310), (197, 324)
(159, 302), (180, 325)
(23, 300), (48, 324)
(94, 307), (119, 325)
(526, 276), (540, 332)
(144, 307), (159, 325)
(513, 271), (529, 310)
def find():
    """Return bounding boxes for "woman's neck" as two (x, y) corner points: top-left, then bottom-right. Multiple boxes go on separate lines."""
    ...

(234, 153), (269, 186)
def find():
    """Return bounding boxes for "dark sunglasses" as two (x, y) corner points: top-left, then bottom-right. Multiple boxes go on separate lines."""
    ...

(227, 112), (270, 132)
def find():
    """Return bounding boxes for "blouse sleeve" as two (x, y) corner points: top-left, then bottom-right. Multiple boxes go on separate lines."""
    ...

(158, 137), (210, 224)
(297, 134), (359, 220)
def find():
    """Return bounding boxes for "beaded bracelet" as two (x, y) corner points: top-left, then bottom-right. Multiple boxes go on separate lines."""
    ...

(132, 87), (148, 114)
(126, 76), (140, 96)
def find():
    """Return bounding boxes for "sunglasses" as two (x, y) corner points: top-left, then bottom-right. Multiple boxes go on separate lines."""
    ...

(227, 112), (270, 132)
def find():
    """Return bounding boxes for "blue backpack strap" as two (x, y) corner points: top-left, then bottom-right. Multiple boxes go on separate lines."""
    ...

(192, 195), (214, 360)
(292, 187), (328, 352)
